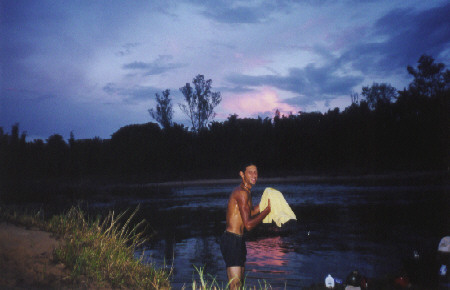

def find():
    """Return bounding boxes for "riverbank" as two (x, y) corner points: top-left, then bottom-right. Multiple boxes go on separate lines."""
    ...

(0, 222), (73, 289)
(0, 221), (124, 289)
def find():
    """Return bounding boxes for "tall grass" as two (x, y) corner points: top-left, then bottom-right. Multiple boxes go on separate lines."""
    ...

(47, 205), (171, 289)
(188, 265), (276, 290)
(0, 204), (171, 289)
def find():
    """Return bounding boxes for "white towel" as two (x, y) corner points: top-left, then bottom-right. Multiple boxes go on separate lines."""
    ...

(259, 187), (297, 227)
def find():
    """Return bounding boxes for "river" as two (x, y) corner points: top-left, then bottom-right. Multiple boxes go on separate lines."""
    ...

(109, 177), (450, 289)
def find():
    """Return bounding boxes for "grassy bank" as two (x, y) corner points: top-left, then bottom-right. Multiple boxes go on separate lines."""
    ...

(0, 205), (171, 289)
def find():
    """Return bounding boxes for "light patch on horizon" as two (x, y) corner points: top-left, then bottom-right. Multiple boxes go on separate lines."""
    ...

(303, 96), (352, 113)
(222, 87), (302, 117)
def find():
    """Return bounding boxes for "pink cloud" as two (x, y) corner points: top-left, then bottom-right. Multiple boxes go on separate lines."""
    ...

(221, 87), (301, 118)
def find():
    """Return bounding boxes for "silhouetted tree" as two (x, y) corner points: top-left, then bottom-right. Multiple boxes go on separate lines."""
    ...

(148, 89), (173, 129)
(407, 54), (449, 98)
(45, 134), (69, 176)
(68, 131), (75, 148)
(350, 91), (359, 104)
(361, 82), (397, 110)
(10, 123), (19, 147)
(179, 75), (221, 132)
(110, 122), (163, 175)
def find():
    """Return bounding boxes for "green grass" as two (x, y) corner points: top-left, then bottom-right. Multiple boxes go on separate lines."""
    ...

(0, 204), (171, 289)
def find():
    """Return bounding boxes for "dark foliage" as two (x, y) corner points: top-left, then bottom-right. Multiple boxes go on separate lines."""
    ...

(148, 89), (173, 129)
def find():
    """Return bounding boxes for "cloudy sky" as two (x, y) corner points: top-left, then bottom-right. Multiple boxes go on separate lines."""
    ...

(1, 0), (449, 140)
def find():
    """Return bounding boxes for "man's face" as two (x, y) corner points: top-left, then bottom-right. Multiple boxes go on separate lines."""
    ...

(241, 165), (258, 186)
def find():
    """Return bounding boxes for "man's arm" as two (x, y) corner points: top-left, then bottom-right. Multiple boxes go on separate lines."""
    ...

(237, 192), (271, 231)
(251, 204), (260, 216)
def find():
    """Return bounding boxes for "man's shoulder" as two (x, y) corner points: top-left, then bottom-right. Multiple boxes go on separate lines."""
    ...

(232, 185), (243, 193)
(231, 186), (248, 199)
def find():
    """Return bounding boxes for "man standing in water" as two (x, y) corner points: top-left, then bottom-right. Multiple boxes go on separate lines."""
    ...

(220, 163), (271, 289)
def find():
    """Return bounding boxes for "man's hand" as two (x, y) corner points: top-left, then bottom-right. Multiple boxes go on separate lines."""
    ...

(266, 199), (271, 212)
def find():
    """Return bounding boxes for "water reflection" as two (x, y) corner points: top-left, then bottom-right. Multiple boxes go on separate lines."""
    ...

(247, 236), (292, 267)
(246, 236), (306, 287)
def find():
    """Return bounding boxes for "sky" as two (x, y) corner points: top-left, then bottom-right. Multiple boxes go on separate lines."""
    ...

(1, 0), (449, 140)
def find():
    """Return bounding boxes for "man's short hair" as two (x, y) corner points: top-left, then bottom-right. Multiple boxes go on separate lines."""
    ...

(240, 162), (256, 173)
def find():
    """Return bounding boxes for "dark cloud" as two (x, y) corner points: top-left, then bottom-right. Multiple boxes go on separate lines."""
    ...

(122, 55), (186, 76)
(202, 5), (268, 24)
(198, 0), (338, 24)
(225, 2), (449, 108)
(339, 3), (450, 79)
(102, 83), (164, 103)
(116, 42), (141, 57)
(217, 85), (255, 93)
(0, 1), (50, 87)
(197, 0), (286, 24)
(123, 62), (153, 70)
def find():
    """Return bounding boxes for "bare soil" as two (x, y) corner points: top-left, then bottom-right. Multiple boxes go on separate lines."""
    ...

(0, 222), (74, 289)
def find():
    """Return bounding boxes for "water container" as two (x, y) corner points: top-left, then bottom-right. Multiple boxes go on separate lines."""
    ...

(325, 274), (335, 288)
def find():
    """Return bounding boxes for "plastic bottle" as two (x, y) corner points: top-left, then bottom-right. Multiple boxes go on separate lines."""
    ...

(325, 274), (335, 288)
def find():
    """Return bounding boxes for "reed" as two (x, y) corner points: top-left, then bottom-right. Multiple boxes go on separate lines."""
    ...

(188, 265), (275, 290)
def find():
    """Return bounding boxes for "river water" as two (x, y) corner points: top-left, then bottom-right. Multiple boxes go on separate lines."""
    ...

(122, 179), (448, 289)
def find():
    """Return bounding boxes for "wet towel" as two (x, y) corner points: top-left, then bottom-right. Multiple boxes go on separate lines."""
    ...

(259, 187), (297, 227)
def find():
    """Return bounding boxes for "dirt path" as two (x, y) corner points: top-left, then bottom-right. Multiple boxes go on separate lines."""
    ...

(0, 222), (72, 289)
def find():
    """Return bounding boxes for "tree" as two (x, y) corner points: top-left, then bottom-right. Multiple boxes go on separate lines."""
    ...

(407, 54), (449, 98)
(179, 75), (221, 132)
(46, 134), (68, 175)
(350, 91), (359, 104)
(69, 131), (75, 148)
(361, 82), (397, 110)
(148, 89), (173, 129)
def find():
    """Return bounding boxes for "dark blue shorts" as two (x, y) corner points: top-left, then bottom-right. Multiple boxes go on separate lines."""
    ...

(220, 231), (246, 267)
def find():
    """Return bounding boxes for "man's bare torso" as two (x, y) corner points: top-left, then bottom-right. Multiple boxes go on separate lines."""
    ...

(225, 186), (252, 235)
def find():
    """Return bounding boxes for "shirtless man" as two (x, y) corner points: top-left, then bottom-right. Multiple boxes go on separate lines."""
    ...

(220, 163), (271, 289)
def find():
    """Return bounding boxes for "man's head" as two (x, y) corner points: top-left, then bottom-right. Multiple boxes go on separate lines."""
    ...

(239, 163), (258, 186)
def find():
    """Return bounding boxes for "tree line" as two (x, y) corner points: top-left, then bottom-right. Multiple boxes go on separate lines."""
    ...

(0, 55), (448, 186)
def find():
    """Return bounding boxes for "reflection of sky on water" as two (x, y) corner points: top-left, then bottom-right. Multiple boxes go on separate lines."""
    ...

(161, 182), (445, 209)
(246, 236), (298, 287)
(97, 182), (449, 211)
